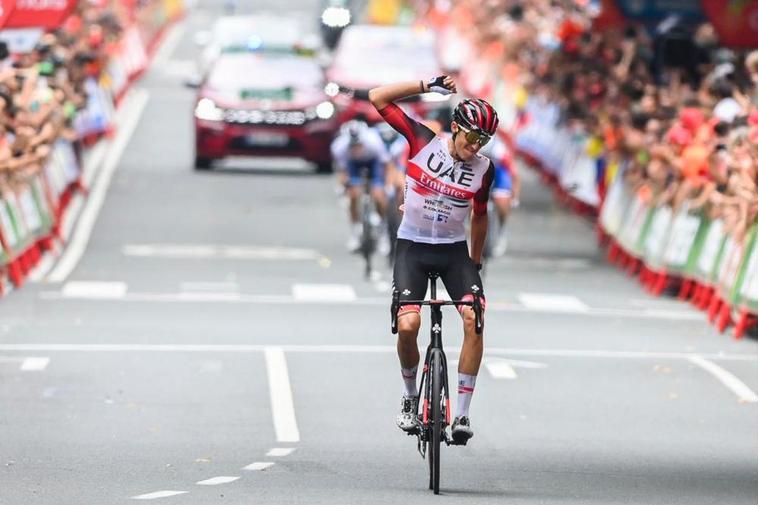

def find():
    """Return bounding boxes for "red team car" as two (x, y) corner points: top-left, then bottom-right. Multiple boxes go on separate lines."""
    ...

(193, 52), (338, 172)
(326, 24), (450, 124)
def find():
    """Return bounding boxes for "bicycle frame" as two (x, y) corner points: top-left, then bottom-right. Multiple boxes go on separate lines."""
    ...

(390, 272), (483, 443)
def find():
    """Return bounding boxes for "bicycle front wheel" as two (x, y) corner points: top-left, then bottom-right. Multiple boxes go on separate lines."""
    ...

(428, 351), (443, 494)
(360, 194), (375, 278)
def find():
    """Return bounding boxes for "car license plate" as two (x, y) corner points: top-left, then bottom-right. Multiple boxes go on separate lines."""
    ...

(246, 132), (289, 147)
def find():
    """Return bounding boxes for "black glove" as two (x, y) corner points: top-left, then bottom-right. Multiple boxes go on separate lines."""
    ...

(426, 75), (455, 95)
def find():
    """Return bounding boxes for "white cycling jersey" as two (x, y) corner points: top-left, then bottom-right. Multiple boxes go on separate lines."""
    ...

(380, 103), (494, 244)
(330, 127), (389, 170)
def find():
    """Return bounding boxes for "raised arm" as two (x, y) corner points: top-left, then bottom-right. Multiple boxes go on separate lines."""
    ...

(368, 76), (457, 111)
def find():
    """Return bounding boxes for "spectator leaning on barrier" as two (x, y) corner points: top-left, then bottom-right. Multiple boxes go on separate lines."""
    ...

(0, 0), (137, 190)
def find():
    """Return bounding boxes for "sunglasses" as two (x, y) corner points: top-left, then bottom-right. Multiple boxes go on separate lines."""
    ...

(457, 124), (491, 146)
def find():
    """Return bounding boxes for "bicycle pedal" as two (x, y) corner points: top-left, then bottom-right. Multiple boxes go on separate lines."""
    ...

(450, 433), (471, 446)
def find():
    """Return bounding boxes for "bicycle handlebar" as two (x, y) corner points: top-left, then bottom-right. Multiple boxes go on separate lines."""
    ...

(391, 293), (483, 335)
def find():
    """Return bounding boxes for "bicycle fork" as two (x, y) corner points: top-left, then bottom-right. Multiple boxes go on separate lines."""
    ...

(416, 305), (452, 458)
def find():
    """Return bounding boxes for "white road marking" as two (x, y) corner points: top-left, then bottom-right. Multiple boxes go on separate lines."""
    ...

(38, 290), (701, 320)
(243, 462), (275, 471)
(265, 347), (300, 443)
(180, 282), (239, 292)
(195, 476), (239, 486)
(500, 256), (591, 269)
(629, 298), (686, 308)
(1, 344), (756, 362)
(48, 89), (150, 283)
(292, 284), (356, 302)
(151, 23), (186, 69)
(266, 448), (295, 457)
(81, 141), (109, 188)
(132, 490), (188, 500)
(641, 309), (702, 320)
(485, 360), (518, 379)
(688, 356), (758, 403)
(59, 194), (85, 242)
(177, 292), (241, 302)
(20, 357), (50, 371)
(518, 293), (589, 312)
(494, 358), (549, 369)
(123, 244), (320, 261)
(62, 281), (127, 299)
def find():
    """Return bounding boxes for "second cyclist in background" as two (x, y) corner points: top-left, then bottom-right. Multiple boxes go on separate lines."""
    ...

(479, 131), (520, 256)
(331, 120), (391, 253)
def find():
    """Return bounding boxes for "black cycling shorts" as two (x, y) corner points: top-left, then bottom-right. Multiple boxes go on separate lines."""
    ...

(393, 239), (485, 316)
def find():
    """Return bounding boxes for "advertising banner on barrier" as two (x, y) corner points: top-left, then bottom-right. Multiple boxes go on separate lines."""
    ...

(0, 196), (18, 250)
(662, 208), (702, 274)
(599, 172), (628, 236)
(737, 226), (758, 311)
(74, 78), (115, 138)
(618, 194), (651, 256)
(1, 192), (28, 253)
(643, 205), (673, 270)
(2, 0), (77, 30)
(0, 1), (13, 27)
(694, 219), (725, 284)
(716, 236), (743, 302)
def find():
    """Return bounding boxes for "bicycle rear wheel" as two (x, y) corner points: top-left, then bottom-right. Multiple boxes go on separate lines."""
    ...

(428, 351), (443, 494)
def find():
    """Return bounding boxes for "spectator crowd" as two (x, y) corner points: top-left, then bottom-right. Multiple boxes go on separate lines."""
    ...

(419, 0), (758, 242)
(0, 0), (176, 194)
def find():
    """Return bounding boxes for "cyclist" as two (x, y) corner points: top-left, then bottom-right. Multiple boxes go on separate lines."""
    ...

(369, 76), (497, 443)
(376, 121), (408, 206)
(479, 130), (520, 256)
(331, 119), (390, 252)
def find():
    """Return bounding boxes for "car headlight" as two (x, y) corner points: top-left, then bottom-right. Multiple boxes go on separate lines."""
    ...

(324, 82), (340, 98)
(315, 101), (335, 119)
(194, 98), (224, 121)
(321, 7), (351, 28)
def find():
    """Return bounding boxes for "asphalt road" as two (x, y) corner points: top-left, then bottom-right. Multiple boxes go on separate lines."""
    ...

(1, 1), (757, 504)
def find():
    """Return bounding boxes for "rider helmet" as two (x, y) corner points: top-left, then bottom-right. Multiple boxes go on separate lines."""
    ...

(453, 98), (499, 136)
(342, 119), (368, 146)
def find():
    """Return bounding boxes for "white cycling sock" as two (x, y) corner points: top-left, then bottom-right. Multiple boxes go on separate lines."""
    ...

(401, 365), (418, 397)
(456, 373), (477, 418)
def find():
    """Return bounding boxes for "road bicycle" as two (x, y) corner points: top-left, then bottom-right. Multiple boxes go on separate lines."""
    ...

(356, 164), (382, 279)
(390, 272), (483, 495)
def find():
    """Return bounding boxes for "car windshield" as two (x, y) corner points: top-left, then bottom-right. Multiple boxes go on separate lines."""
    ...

(212, 16), (301, 52)
(335, 26), (438, 74)
(208, 54), (323, 96)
